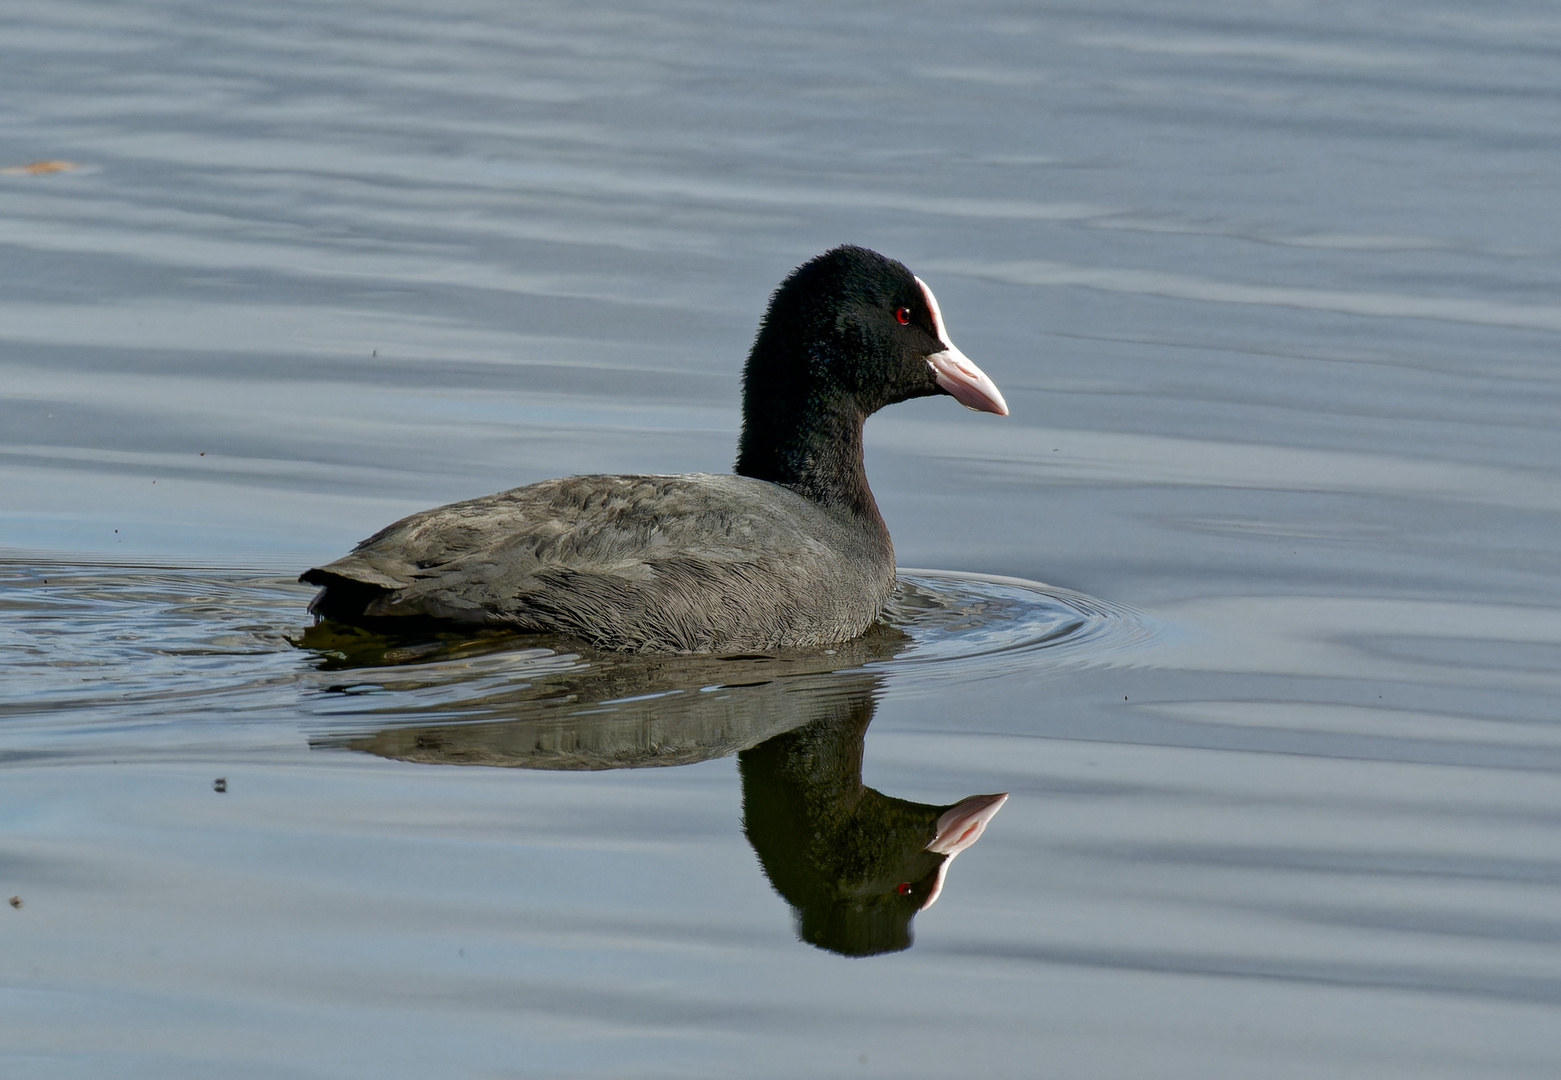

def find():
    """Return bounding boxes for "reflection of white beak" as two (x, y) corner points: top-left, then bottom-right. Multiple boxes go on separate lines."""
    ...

(921, 791), (1009, 910)
(915, 276), (1009, 416)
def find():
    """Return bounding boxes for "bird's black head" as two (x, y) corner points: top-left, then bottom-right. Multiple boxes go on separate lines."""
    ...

(735, 246), (1006, 505)
(742, 245), (1006, 420)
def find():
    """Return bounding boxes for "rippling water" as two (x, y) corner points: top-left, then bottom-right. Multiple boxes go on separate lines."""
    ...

(3, 563), (1155, 759)
(5, 0), (1561, 1076)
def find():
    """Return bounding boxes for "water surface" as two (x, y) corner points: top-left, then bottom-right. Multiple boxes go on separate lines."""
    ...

(4, 0), (1561, 1076)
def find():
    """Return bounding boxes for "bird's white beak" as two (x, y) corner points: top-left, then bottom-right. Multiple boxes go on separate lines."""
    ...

(928, 346), (1009, 416)
(916, 276), (1009, 416)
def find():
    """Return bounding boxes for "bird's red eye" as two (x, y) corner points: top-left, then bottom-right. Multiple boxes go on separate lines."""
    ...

(895, 307), (911, 325)
(897, 881), (913, 895)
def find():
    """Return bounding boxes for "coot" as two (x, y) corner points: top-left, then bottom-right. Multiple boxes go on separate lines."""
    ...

(301, 245), (1007, 652)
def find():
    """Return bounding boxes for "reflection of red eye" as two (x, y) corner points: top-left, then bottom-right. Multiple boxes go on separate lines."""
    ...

(895, 307), (911, 325)
(897, 881), (913, 895)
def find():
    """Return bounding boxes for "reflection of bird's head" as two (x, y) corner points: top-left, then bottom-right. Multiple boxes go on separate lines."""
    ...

(739, 702), (1007, 957)
(788, 791), (1008, 957)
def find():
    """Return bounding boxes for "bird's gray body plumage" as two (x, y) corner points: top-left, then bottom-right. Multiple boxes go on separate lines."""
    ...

(302, 472), (894, 653)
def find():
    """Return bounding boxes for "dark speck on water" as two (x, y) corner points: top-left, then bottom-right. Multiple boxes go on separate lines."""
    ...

(3, 0), (1561, 1077)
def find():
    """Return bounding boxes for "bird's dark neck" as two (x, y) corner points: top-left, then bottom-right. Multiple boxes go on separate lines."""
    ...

(735, 389), (884, 530)
(739, 698), (874, 859)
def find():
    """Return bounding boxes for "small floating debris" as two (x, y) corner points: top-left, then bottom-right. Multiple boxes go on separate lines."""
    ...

(213, 777), (227, 793)
(8, 896), (21, 909)
(1, 160), (80, 175)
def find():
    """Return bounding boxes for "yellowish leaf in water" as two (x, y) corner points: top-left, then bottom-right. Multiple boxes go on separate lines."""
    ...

(0, 160), (80, 175)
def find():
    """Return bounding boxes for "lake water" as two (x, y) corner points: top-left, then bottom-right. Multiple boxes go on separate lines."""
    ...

(4, 0), (1561, 1076)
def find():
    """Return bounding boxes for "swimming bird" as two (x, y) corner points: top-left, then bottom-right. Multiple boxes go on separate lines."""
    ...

(301, 245), (1007, 653)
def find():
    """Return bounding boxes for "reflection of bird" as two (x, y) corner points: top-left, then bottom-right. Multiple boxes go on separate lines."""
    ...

(302, 246), (1006, 653)
(320, 635), (906, 771)
(740, 694), (1006, 957)
(308, 633), (1003, 956)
